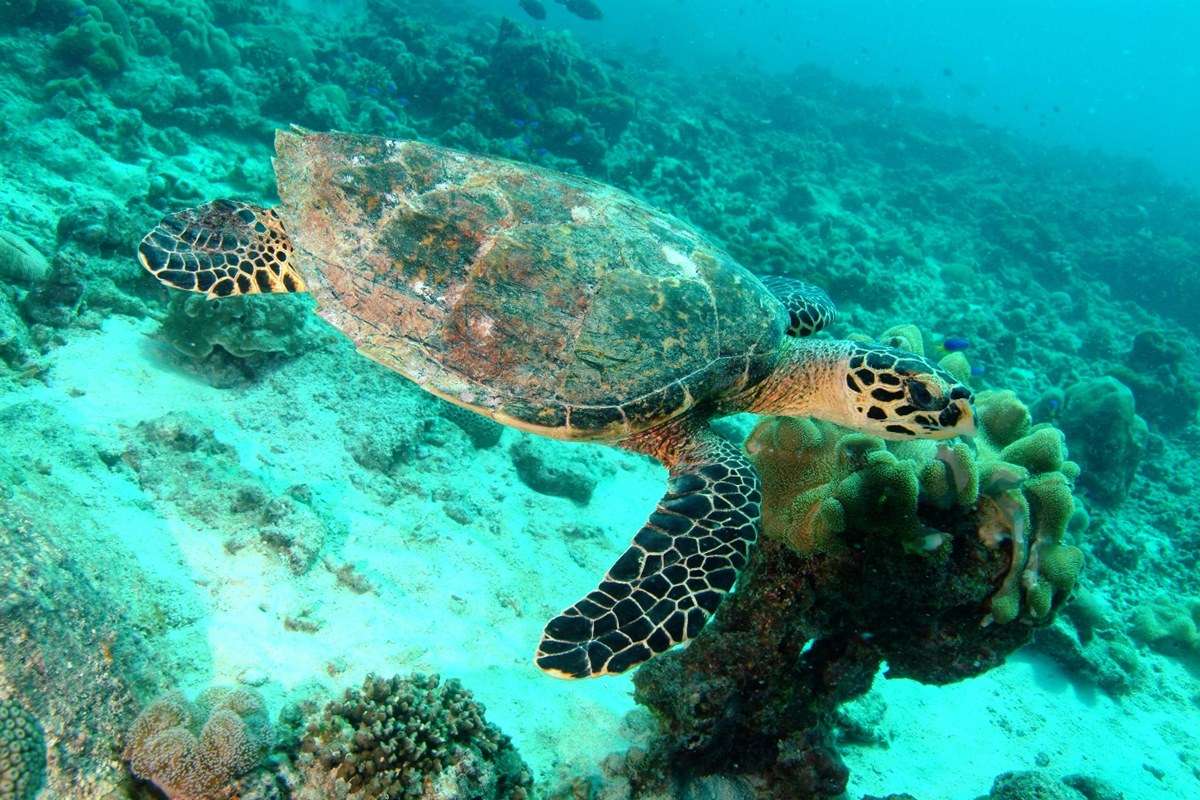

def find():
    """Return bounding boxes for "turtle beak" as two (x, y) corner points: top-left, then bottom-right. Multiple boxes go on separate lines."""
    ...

(937, 397), (976, 440)
(952, 399), (976, 439)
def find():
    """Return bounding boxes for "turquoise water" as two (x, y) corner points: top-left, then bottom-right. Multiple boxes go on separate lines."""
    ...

(1, 2), (1198, 799)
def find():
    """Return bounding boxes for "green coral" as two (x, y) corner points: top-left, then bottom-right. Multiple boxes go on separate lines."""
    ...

(51, 2), (133, 76)
(937, 351), (972, 385)
(0, 700), (44, 800)
(124, 687), (272, 800)
(296, 673), (531, 800)
(749, 418), (922, 555)
(747, 331), (1084, 626)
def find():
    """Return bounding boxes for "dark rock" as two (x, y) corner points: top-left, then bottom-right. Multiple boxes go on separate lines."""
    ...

(510, 437), (597, 504)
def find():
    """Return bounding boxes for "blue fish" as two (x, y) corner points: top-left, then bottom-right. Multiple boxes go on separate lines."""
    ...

(970, 364), (986, 377)
(943, 336), (971, 352)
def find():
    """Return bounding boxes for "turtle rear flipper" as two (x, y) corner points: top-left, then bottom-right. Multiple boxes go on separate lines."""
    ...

(536, 425), (761, 678)
(137, 200), (306, 299)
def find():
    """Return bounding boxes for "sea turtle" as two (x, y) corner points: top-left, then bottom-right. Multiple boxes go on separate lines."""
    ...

(137, 130), (976, 678)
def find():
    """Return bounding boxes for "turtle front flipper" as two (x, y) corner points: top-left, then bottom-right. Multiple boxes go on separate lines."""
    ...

(536, 424), (761, 678)
(759, 275), (837, 336)
(137, 200), (306, 299)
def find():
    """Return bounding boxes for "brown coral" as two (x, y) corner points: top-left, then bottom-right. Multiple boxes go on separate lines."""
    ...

(124, 687), (272, 800)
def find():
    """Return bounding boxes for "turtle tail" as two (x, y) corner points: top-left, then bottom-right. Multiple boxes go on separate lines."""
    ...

(137, 200), (307, 299)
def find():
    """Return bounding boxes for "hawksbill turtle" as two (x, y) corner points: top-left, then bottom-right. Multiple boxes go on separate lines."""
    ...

(137, 130), (976, 679)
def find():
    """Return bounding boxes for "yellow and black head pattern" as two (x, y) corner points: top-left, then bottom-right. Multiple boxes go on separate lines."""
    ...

(843, 345), (975, 440)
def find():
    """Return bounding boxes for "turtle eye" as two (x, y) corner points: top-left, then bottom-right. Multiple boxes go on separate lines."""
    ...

(906, 379), (944, 411)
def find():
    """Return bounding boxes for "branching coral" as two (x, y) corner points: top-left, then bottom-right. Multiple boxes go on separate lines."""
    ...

(296, 673), (531, 800)
(0, 700), (44, 800)
(124, 687), (272, 800)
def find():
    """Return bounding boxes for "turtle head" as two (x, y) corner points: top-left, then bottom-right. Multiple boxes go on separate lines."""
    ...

(839, 344), (975, 440)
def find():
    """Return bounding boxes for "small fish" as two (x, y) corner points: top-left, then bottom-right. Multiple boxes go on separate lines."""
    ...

(942, 336), (970, 352)
(518, 0), (547, 20)
(970, 364), (986, 377)
(556, 0), (603, 21)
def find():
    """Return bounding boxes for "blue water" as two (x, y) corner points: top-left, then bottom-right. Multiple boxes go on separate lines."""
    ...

(1, 2), (1198, 799)
(487, 0), (1200, 187)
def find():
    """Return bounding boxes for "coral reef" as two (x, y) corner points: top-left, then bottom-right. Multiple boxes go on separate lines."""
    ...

(1, 0), (1199, 796)
(124, 686), (273, 800)
(0, 700), (44, 800)
(0, 490), (156, 797)
(550, 329), (1085, 798)
(1108, 329), (1200, 432)
(752, 377), (1084, 625)
(295, 673), (531, 800)
(1056, 377), (1147, 507)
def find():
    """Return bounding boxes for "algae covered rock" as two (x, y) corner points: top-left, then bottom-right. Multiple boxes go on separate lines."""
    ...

(510, 436), (597, 504)
(295, 673), (531, 800)
(1129, 595), (1200, 659)
(1058, 377), (1147, 506)
(982, 771), (1085, 800)
(159, 292), (321, 361)
(1108, 329), (1200, 432)
(0, 232), (49, 286)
